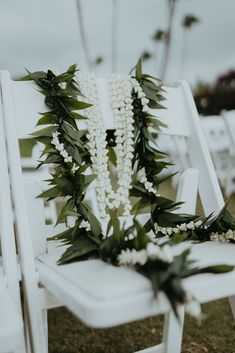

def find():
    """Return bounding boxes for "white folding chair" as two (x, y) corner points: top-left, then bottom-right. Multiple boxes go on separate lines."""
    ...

(0, 100), (26, 353)
(223, 110), (235, 147)
(200, 115), (234, 196)
(156, 133), (190, 188)
(1, 71), (235, 353)
(222, 109), (235, 195)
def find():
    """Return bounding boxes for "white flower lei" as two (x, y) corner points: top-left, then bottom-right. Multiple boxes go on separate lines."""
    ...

(117, 243), (174, 266)
(76, 73), (163, 219)
(77, 73), (135, 218)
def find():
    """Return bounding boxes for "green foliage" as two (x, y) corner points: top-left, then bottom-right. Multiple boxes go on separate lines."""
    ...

(28, 62), (235, 316)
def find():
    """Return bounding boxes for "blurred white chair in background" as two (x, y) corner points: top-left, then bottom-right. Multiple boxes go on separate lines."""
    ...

(222, 110), (235, 196)
(157, 133), (190, 188)
(223, 110), (235, 150)
(200, 115), (235, 196)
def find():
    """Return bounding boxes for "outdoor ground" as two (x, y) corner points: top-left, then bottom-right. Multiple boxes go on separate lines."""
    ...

(48, 299), (235, 353)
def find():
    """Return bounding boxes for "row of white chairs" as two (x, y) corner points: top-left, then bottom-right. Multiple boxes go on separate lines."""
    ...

(158, 111), (235, 196)
(201, 112), (235, 197)
(1, 73), (235, 353)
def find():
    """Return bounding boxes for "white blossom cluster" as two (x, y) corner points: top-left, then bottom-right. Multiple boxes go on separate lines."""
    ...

(77, 73), (136, 218)
(154, 219), (203, 236)
(210, 229), (235, 242)
(137, 167), (159, 196)
(117, 243), (173, 266)
(77, 73), (111, 218)
(130, 78), (151, 113)
(51, 131), (79, 173)
(185, 293), (202, 319)
(79, 220), (91, 232)
(108, 74), (135, 216)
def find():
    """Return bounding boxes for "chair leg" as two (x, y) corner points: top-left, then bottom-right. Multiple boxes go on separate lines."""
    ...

(42, 309), (49, 353)
(229, 296), (235, 320)
(162, 307), (185, 353)
(23, 296), (48, 353)
(24, 317), (32, 353)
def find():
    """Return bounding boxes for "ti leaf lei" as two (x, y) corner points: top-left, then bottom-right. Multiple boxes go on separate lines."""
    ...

(24, 62), (235, 316)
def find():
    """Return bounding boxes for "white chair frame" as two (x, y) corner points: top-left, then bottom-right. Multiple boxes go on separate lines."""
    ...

(222, 109), (235, 196)
(0, 99), (26, 353)
(1, 72), (235, 353)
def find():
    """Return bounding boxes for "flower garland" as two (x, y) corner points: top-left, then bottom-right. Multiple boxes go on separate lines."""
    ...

(77, 73), (135, 218)
(25, 62), (235, 317)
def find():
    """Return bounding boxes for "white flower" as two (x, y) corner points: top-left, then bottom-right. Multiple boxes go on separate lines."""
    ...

(60, 150), (69, 158)
(64, 156), (73, 163)
(80, 220), (91, 231)
(52, 131), (60, 138)
(71, 164), (79, 173)
(194, 220), (203, 228)
(59, 82), (67, 89)
(117, 248), (148, 266)
(160, 245), (173, 263)
(185, 295), (201, 319)
(178, 223), (187, 231)
(186, 221), (195, 230)
(146, 243), (160, 260)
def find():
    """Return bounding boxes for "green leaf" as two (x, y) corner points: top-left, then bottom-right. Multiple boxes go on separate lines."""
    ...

(62, 97), (92, 111)
(21, 70), (46, 81)
(108, 147), (117, 166)
(56, 199), (76, 225)
(83, 174), (97, 190)
(31, 126), (57, 137)
(107, 210), (120, 238)
(37, 186), (63, 200)
(135, 58), (143, 81)
(36, 113), (58, 126)
(87, 212), (102, 237)
(71, 112), (87, 120)
(58, 237), (98, 264)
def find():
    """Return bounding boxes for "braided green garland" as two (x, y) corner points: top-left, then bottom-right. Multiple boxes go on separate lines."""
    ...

(24, 62), (235, 315)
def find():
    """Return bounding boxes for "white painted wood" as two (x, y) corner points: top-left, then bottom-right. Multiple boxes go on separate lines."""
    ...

(0, 71), (48, 353)
(163, 306), (185, 353)
(0, 87), (26, 352)
(0, 279), (23, 353)
(176, 168), (199, 214)
(200, 115), (234, 196)
(222, 110), (235, 196)
(223, 110), (235, 147)
(22, 144), (58, 225)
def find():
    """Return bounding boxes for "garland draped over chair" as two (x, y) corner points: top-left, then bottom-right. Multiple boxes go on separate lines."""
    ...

(23, 61), (235, 316)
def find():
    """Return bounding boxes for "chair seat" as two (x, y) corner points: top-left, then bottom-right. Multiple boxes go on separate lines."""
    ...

(37, 241), (235, 328)
(0, 277), (23, 353)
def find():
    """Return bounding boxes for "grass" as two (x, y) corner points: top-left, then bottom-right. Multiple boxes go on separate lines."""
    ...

(48, 299), (235, 353)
